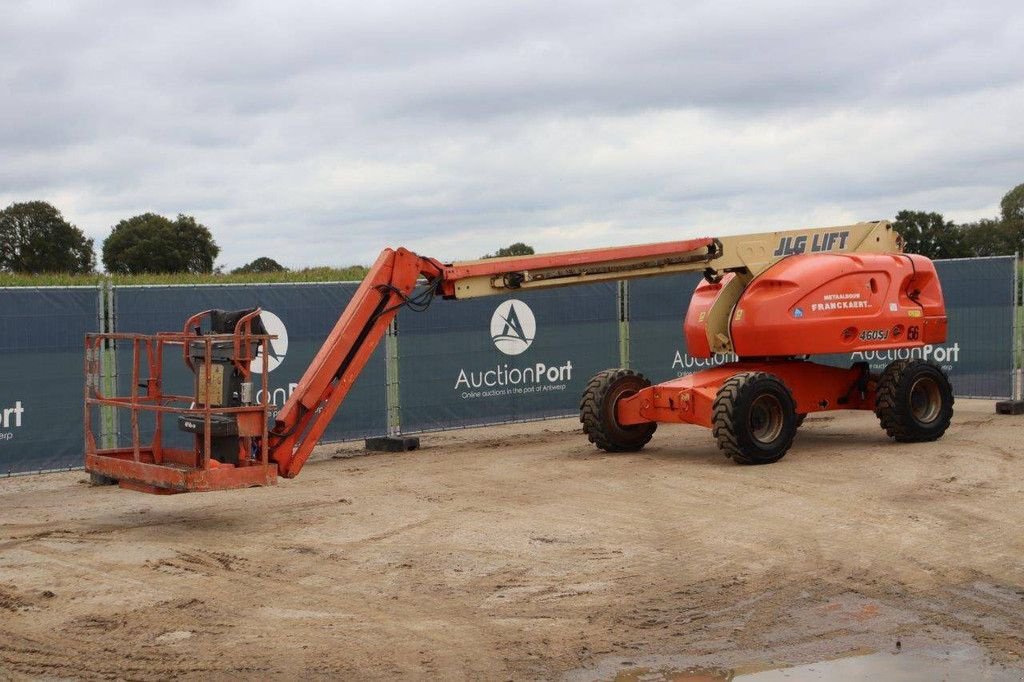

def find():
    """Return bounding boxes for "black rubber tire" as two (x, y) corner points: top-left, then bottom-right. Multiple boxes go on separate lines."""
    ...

(89, 472), (118, 486)
(580, 369), (657, 452)
(795, 413), (807, 428)
(712, 372), (798, 465)
(875, 359), (953, 442)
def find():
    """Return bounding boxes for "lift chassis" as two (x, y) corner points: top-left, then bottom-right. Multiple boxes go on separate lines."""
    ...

(85, 220), (953, 493)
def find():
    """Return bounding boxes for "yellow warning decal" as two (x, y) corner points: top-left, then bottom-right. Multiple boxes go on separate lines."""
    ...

(908, 309), (923, 318)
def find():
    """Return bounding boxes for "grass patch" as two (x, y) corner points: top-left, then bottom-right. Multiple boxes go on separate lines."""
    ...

(0, 266), (370, 287)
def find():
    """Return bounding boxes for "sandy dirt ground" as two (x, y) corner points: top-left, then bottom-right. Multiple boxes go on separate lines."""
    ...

(1, 398), (1024, 680)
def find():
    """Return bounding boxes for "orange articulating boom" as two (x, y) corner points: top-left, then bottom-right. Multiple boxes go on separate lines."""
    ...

(85, 220), (953, 494)
(268, 248), (446, 477)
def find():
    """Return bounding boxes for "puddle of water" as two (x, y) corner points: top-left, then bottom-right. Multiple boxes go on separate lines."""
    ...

(735, 651), (1017, 681)
(613, 668), (733, 682)
(609, 651), (1019, 682)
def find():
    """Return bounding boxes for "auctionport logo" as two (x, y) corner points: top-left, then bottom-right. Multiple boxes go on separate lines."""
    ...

(852, 343), (961, 366)
(490, 299), (535, 356)
(252, 311), (288, 373)
(0, 400), (24, 442)
(672, 351), (737, 376)
(454, 299), (572, 398)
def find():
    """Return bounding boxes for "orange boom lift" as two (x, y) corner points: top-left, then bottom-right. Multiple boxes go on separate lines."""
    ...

(84, 220), (951, 494)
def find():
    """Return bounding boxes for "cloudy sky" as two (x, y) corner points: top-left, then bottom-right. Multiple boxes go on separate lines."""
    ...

(2, 1), (1022, 269)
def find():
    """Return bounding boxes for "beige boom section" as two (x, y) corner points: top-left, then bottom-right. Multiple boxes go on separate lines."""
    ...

(443, 220), (904, 354)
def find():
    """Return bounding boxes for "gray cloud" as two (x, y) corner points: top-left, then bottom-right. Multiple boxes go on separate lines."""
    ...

(1, 0), (1022, 269)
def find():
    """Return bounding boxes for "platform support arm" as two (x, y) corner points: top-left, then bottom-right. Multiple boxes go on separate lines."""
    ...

(268, 248), (444, 477)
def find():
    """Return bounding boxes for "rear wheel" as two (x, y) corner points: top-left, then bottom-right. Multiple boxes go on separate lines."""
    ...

(875, 360), (953, 442)
(580, 369), (657, 452)
(712, 372), (798, 464)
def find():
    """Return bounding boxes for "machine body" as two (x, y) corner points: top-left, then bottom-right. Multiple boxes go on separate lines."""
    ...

(686, 252), (946, 358)
(84, 220), (953, 493)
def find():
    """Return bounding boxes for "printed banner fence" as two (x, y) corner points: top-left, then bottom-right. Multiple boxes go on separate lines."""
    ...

(396, 281), (621, 433)
(0, 256), (1018, 475)
(0, 286), (102, 474)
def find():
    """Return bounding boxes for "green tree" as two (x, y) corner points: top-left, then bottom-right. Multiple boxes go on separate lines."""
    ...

(958, 219), (1005, 257)
(482, 242), (535, 259)
(999, 219), (1024, 256)
(232, 256), (287, 274)
(997, 183), (1024, 257)
(102, 213), (219, 274)
(0, 201), (95, 273)
(893, 210), (967, 259)
(1000, 182), (1024, 223)
(958, 217), (1024, 257)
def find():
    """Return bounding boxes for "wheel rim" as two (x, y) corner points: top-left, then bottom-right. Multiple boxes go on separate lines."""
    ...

(909, 376), (942, 424)
(749, 394), (784, 444)
(609, 386), (638, 423)
(608, 383), (649, 435)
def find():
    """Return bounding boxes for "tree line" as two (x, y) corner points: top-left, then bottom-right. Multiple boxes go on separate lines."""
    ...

(0, 201), (280, 275)
(1, 182), (1022, 275)
(894, 183), (1024, 259)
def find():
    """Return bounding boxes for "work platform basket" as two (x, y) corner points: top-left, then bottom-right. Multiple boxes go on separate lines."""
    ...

(84, 309), (279, 494)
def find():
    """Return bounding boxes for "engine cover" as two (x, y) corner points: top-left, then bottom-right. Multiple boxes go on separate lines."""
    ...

(684, 253), (947, 358)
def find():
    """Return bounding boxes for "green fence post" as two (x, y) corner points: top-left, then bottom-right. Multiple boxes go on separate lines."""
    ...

(1015, 252), (1021, 401)
(385, 318), (401, 435)
(101, 278), (117, 449)
(618, 280), (630, 369)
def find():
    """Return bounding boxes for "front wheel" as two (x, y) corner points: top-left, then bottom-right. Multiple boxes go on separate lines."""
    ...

(875, 360), (953, 442)
(580, 369), (657, 452)
(712, 372), (798, 465)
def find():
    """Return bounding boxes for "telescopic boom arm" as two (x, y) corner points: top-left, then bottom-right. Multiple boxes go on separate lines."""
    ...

(267, 221), (902, 477)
